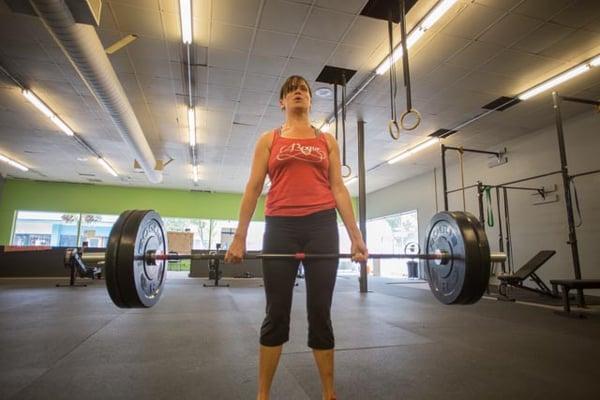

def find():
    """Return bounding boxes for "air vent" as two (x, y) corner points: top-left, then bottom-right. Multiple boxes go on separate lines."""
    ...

(78, 172), (96, 177)
(87, 178), (103, 183)
(5, 0), (103, 26)
(429, 129), (457, 138)
(482, 96), (520, 111)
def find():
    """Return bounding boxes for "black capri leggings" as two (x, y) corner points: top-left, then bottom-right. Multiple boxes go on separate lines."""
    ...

(260, 208), (339, 349)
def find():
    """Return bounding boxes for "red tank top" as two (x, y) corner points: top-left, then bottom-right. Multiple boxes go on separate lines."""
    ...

(265, 127), (337, 216)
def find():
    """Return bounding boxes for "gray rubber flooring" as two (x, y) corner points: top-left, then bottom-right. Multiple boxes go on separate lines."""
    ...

(1, 274), (600, 400)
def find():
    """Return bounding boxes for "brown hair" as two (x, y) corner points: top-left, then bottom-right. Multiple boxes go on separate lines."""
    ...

(279, 75), (312, 101)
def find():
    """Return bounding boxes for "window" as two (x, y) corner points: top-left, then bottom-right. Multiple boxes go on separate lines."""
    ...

(209, 219), (237, 251)
(366, 210), (418, 278)
(337, 223), (357, 276)
(163, 217), (210, 250)
(79, 214), (118, 247)
(12, 211), (80, 247)
(247, 221), (265, 251)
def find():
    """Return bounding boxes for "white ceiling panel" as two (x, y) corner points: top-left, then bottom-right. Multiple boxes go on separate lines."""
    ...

(484, 50), (562, 78)
(538, 29), (600, 61)
(550, 0), (600, 29)
(303, 7), (355, 42)
(260, 0), (311, 34)
(246, 54), (288, 75)
(315, 0), (368, 15)
(126, 36), (171, 61)
(293, 36), (337, 64)
(446, 40), (504, 69)
(513, 22), (577, 54)
(513, 0), (572, 21)
(110, 2), (164, 39)
(342, 16), (387, 48)
(243, 73), (280, 92)
(208, 68), (244, 87)
(282, 59), (323, 81)
(210, 21), (254, 52)
(253, 30), (297, 57)
(456, 70), (522, 97)
(239, 90), (273, 105)
(212, 0), (261, 27)
(208, 48), (248, 71)
(440, 3), (505, 40)
(474, 0), (524, 10)
(479, 12), (544, 47)
(328, 44), (374, 71)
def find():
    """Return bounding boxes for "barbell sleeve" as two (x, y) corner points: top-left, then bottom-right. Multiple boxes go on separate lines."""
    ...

(490, 252), (507, 263)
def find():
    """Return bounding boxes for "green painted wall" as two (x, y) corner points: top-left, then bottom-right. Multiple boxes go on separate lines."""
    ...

(0, 179), (264, 244)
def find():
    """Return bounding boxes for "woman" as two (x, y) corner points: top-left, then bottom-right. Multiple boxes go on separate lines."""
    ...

(225, 75), (368, 400)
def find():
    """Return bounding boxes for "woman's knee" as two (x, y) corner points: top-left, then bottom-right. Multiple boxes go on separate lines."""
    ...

(260, 310), (291, 346)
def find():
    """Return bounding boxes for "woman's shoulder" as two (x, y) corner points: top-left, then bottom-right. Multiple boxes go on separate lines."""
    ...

(320, 132), (337, 150)
(257, 129), (277, 148)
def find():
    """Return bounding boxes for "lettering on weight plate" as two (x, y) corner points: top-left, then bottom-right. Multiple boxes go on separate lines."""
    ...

(276, 143), (326, 163)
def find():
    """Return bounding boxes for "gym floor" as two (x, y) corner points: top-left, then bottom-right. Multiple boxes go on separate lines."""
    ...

(2, 275), (599, 400)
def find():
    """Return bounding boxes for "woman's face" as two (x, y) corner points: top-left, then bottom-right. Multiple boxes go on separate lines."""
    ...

(280, 79), (311, 112)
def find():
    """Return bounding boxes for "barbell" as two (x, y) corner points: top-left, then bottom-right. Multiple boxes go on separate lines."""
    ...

(64, 209), (506, 309)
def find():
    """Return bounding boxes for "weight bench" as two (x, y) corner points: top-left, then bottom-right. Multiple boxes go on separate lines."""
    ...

(550, 279), (600, 317)
(497, 250), (556, 300)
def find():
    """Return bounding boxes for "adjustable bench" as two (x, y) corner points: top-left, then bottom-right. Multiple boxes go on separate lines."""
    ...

(497, 250), (556, 300)
(550, 279), (600, 316)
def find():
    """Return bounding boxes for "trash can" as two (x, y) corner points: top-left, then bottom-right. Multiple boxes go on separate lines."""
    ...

(407, 261), (418, 279)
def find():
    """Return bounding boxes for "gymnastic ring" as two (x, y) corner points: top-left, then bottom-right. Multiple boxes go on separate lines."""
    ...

(400, 109), (422, 131)
(404, 241), (420, 255)
(341, 164), (352, 178)
(387, 119), (401, 140)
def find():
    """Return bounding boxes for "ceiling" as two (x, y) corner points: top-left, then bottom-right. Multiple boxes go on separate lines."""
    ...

(0, 0), (599, 194)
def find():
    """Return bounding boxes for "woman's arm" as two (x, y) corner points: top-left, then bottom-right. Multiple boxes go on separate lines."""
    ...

(225, 132), (272, 262)
(325, 134), (368, 260)
(234, 131), (272, 238)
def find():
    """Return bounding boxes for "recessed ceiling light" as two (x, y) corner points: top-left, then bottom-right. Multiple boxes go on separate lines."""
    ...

(315, 87), (333, 98)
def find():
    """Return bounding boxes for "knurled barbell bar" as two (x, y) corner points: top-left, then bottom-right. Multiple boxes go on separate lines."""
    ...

(65, 209), (506, 309)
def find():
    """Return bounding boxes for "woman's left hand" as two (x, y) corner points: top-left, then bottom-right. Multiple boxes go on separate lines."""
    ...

(350, 238), (369, 263)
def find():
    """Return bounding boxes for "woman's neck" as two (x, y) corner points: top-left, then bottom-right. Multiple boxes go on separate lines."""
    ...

(284, 110), (311, 129)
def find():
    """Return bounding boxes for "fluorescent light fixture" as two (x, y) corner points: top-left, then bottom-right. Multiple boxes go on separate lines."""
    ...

(591, 55), (600, 67)
(179, 0), (192, 44)
(376, 0), (457, 75)
(518, 64), (591, 100)
(23, 89), (75, 136)
(50, 115), (74, 136)
(188, 107), (196, 147)
(22, 89), (54, 118)
(344, 176), (357, 185)
(421, 0), (457, 29)
(97, 157), (118, 177)
(192, 165), (199, 182)
(388, 138), (440, 164)
(0, 153), (28, 171)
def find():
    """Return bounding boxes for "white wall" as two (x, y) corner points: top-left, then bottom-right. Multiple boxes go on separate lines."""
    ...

(367, 110), (600, 295)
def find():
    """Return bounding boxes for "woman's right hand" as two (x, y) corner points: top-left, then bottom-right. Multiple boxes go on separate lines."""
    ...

(224, 237), (246, 263)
